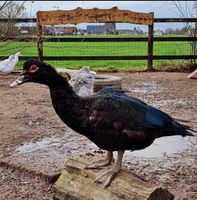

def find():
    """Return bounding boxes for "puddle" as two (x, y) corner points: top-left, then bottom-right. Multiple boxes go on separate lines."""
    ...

(126, 136), (191, 159)
(129, 81), (161, 94)
(14, 135), (192, 159)
(85, 136), (192, 159)
(15, 137), (60, 154)
(14, 133), (94, 157)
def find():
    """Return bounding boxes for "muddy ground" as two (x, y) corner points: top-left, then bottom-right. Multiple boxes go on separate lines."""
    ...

(0, 72), (196, 200)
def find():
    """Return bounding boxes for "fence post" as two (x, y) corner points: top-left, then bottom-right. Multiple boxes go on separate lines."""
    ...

(37, 24), (43, 62)
(147, 12), (154, 71)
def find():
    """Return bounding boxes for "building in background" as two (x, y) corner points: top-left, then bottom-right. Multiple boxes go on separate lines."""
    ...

(19, 25), (77, 35)
(86, 23), (116, 34)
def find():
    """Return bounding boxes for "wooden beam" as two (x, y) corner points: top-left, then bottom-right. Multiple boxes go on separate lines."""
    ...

(1, 36), (197, 42)
(13, 56), (148, 61)
(37, 7), (154, 26)
(153, 55), (197, 60)
(53, 155), (174, 200)
(0, 18), (37, 23)
(0, 17), (196, 23)
(154, 18), (197, 23)
(1, 55), (197, 61)
(153, 37), (197, 42)
(40, 37), (148, 42)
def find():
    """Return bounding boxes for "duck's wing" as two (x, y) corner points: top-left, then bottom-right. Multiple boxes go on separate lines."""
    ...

(0, 58), (12, 72)
(97, 86), (147, 106)
(89, 91), (173, 131)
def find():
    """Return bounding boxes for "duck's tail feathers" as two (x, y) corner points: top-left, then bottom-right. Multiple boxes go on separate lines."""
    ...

(174, 122), (196, 137)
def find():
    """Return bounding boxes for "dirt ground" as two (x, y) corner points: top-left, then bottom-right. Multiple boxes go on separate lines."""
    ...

(0, 72), (196, 200)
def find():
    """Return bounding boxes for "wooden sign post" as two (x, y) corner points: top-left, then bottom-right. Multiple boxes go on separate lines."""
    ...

(36, 7), (154, 70)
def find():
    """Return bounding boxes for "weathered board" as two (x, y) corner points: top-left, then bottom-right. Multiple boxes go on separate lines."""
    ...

(53, 155), (174, 200)
(37, 7), (154, 26)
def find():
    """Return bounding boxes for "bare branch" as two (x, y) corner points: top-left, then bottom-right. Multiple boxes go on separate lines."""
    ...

(0, 1), (27, 36)
(171, 1), (197, 65)
(0, 1), (11, 11)
(15, 1), (26, 17)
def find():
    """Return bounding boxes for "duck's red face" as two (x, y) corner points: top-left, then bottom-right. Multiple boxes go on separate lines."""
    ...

(10, 64), (39, 87)
(10, 59), (59, 88)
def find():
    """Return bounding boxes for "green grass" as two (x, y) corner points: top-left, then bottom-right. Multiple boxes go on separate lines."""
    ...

(0, 36), (192, 71)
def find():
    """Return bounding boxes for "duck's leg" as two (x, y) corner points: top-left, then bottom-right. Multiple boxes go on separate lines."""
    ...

(93, 150), (124, 187)
(85, 151), (113, 169)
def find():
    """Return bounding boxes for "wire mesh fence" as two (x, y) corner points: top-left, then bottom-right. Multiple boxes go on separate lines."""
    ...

(0, 18), (196, 71)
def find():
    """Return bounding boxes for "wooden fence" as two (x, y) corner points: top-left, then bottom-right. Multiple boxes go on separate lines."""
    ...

(0, 17), (197, 71)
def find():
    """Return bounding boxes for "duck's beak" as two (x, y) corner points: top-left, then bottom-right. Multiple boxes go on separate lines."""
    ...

(9, 70), (28, 87)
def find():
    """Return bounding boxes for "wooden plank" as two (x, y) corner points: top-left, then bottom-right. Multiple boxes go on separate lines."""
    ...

(188, 69), (197, 78)
(53, 155), (174, 200)
(42, 37), (148, 42)
(44, 55), (147, 60)
(153, 55), (197, 60)
(1, 36), (196, 42)
(154, 37), (197, 42)
(0, 36), (37, 41)
(0, 17), (196, 23)
(0, 18), (37, 23)
(16, 56), (148, 60)
(1, 55), (197, 61)
(154, 18), (197, 23)
(37, 7), (154, 26)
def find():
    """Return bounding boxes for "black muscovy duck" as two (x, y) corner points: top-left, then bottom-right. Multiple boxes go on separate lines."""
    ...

(10, 60), (195, 187)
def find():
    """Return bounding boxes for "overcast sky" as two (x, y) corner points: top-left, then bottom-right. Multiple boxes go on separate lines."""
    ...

(24, 1), (196, 30)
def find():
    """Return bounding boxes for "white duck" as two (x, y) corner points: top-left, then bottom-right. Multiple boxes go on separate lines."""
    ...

(69, 66), (96, 97)
(0, 52), (21, 74)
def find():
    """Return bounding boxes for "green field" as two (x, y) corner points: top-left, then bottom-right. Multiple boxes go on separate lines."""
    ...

(0, 36), (191, 71)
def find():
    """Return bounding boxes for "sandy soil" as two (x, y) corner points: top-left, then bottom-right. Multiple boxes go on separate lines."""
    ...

(0, 72), (196, 200)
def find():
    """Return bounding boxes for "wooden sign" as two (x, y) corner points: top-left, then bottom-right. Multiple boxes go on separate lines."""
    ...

(37, 7), (154, 26)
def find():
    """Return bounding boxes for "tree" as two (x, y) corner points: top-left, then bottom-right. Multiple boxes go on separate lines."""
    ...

(164, 27), (175, 35)
(170, 1), (197, 65)
(0, 1), (26, 36)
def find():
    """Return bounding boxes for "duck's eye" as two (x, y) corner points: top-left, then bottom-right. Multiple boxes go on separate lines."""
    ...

(28, 65), (39, 73)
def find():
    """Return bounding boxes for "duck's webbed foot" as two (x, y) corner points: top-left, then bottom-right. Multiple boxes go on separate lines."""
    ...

(93, 150), (124, 187)
(85, 151), (113, 169)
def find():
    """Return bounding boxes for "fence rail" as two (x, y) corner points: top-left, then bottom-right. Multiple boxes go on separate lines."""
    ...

(0, 36), (196, 42)
(0, 55), (196, 61)
(0, 18), (197, 23)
